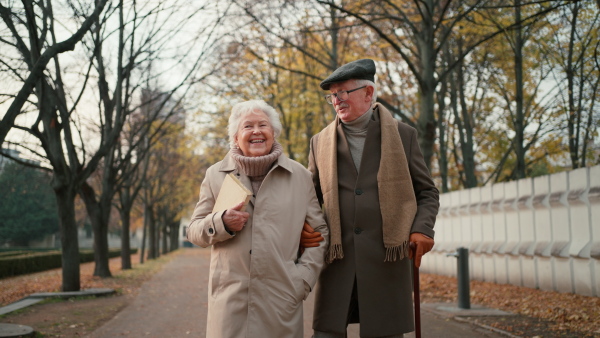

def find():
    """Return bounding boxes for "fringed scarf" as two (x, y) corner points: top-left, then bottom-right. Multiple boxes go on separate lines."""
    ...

(316, 103), (417, 263)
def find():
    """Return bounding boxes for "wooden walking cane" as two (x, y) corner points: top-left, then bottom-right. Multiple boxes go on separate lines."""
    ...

(410, 242), (421, 338)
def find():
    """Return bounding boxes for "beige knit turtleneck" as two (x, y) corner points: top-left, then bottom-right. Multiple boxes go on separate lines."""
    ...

(230, 142), (283, 194)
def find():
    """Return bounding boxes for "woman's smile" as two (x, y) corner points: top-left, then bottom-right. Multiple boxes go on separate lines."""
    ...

(236, 110), (275, 157)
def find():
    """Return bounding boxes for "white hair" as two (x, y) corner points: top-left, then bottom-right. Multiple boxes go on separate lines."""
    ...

(228, 100), (282, 149)
(353, 79), (378, 104)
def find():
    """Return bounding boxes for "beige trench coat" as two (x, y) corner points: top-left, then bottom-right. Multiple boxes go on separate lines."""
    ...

(187, 152), (329, 338)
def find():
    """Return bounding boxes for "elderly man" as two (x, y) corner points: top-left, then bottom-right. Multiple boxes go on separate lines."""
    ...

(303, 59), (439, 337)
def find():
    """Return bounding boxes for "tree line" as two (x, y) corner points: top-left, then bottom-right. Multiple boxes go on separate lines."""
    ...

(206, 0), (599, 192)
(1, 0), (598, 291)
(0, 0), (227, 291)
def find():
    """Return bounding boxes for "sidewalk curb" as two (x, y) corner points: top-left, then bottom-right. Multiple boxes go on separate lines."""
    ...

(420, 303), (520, 338)
(454, 317), (521, 338)
(0, 288), (115, 316)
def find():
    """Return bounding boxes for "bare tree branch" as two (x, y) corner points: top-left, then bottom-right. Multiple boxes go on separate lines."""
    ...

(0, 0), (108, 147)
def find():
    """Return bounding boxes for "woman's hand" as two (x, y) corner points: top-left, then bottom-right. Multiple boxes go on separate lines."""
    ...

(222, 202), (250, 232)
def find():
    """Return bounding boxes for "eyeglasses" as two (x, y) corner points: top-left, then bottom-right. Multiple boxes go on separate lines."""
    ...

(324, 86), (367, 104)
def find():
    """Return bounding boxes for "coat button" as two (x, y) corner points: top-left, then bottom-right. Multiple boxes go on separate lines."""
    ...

(208, 228), (214, 234)
(249, 250), (252, 254)
(354, 227), (362, 234)
(355, 189), (363, 195)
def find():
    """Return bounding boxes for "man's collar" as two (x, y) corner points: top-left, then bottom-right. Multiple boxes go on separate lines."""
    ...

(337, 106), (375, 126)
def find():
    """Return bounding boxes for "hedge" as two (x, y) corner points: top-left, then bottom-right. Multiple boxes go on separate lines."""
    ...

(0, 251), (29, 258)
(0, 248), (138, 279)
(0, 247), (56, 252)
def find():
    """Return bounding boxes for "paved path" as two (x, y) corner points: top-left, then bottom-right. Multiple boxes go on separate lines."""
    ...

(89, 249), (209, 337)
(90, 248), (508, 337)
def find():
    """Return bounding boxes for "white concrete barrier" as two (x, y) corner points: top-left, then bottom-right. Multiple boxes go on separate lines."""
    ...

(425, 165), (600, 297)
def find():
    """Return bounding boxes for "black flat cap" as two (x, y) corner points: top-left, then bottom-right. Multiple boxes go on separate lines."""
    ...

(320, 59), (376, 90)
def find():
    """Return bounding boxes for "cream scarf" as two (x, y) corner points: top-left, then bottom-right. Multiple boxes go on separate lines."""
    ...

(317, 103), (417, 263)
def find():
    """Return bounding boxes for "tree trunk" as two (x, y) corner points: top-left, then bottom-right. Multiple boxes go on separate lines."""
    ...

(457, 45), (478, 188)
(417, 79), (437, 170)
(54, 185), (80, 291)
(173, 220), (180, 252)
(436, 47), (450, 192)
(416, 0), (437, 170)
(119, 205), (133, 269)
(92, 217), (111, 277)
(169, 221), (180, 252)
(449, 62), (474, 188)
(146, 204), (157, 260)
(162, 224), (169, 255)
(566, 2), (580, 169)
(328, 5), (339, 71)
(140, 206), (147, 264)
(80, 182), (112, 277)
(42, 74), (81, 291)
(513, 0), (526, 179)
(155, 219), (161, 258)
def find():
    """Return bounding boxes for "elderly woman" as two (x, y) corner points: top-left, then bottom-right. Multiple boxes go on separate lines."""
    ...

(187, 100), (329, 338)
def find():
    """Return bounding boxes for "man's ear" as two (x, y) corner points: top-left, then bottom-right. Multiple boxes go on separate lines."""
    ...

(365, 85), (375, 102)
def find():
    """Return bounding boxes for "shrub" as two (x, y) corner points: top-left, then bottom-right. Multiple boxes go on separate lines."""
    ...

(0, 248), (138, 278)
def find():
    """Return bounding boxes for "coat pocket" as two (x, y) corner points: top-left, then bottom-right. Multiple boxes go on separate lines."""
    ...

(289, 264), (306, 304)
(266, 261), (305, 308)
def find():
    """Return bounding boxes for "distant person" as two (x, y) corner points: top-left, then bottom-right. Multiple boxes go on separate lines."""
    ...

(302, 59), (439, 337)
(187, 100), (329, 338)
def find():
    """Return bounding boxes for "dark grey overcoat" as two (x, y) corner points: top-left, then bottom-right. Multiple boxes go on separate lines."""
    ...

(308, 106), (439, 337)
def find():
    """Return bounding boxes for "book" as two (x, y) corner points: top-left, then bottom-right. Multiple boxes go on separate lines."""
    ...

(212, 173), (253, 213)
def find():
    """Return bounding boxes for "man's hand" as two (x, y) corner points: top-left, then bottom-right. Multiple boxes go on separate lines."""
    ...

(222, 202), (249, 232)
(299, 222), (324, 254)
(409, 233), (434, 268)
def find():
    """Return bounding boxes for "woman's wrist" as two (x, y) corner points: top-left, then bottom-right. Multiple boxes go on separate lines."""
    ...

(222, 210), (235, 235)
